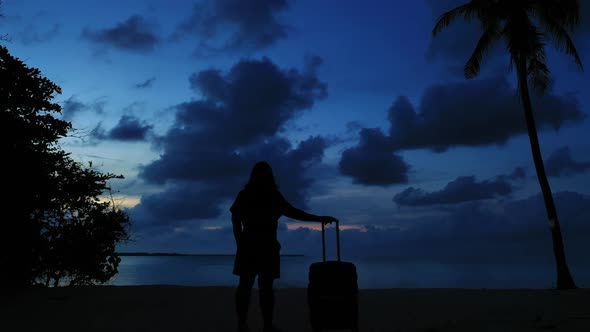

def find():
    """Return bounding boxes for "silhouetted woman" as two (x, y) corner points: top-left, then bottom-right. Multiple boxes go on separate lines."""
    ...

(231, 161), (337, 332)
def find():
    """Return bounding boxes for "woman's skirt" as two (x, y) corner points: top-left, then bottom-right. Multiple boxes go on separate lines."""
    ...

(233, 232), (281, 279)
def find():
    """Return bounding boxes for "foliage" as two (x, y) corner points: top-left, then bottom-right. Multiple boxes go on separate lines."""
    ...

(0, 45), (130, 287)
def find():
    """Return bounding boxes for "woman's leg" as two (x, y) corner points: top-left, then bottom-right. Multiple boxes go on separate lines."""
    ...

(236, 274), (256, 329)
(258, 274), (275, 330)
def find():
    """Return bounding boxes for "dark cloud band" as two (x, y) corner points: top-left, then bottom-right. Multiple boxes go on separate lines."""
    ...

(82, 15), (159, 53)
(173, 0), (289, 54)
(339, 77), (584, 186)
(134, 56), (328, 223)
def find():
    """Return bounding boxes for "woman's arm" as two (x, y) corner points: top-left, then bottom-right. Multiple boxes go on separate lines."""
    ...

(283, 206), (337, 224)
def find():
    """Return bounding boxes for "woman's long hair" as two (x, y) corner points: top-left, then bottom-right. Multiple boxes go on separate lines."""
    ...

(245, 161), (278, 192)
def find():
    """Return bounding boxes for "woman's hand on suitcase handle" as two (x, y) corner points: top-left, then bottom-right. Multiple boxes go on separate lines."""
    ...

(319, 216), (338, 224)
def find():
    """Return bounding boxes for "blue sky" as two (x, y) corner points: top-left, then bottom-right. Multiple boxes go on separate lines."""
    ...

(2, 0), (589, 276)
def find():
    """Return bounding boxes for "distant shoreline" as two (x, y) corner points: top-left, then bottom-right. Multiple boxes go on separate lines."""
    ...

(116, 252), (305, 257)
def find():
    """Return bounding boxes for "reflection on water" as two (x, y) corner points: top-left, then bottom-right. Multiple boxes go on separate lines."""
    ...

(109, 255), (590, 289)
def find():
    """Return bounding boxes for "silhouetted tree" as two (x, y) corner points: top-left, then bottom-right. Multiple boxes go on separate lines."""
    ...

(0, 45), (130, 287)
(32, 161), (131, 287)
(433, 0), (583, 289)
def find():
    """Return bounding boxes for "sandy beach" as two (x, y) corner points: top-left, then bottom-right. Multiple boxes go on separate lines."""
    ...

(1, 286), (589, 332)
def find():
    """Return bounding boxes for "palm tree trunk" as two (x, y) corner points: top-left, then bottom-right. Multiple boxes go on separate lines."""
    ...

(516, 58), (576, 289)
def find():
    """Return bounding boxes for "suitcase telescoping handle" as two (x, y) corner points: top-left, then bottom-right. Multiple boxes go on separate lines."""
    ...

(321, 220), (340, 262)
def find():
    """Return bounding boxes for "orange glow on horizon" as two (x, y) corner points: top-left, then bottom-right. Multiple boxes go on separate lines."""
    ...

(98, 195), (141, 209)
(285, 222), (366, 232)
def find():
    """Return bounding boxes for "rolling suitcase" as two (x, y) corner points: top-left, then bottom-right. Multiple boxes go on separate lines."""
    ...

(307, 221), (359, 332)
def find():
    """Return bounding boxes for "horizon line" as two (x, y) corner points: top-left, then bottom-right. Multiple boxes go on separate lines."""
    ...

(116, 252), (305, 257)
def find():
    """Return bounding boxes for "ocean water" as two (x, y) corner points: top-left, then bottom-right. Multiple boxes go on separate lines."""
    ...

(109, 255), (590, 289)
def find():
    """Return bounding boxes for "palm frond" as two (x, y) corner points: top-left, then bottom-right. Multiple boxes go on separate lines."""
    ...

(464, 23), (501, 79)
(537, 16), (584, 70)
(504, 14), (540, 68)
(527, 30), (551, 95)
(474, 0), (503, 28)
(528, 57), (551, 95)
(432, 3), (478, 36)
(531, 0), (580, 30)
(504, 17), (551, 95)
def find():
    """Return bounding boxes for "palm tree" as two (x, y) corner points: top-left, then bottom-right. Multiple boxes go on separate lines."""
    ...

(433, 0), (583, 289)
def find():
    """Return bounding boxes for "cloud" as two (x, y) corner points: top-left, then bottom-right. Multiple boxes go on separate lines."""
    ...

(82, 15), (159, 53)
(364, 192), (588, 264)
(388, 79), (584, 151)
(173, 0), (289, 54)
(134, 135), (328, 224)
(508, 167), (527, 180)
(134, 136), (327, 225)
(92, 115), (153, 142)
(545, 147), (590, 177)
(338, 128), (409, 186)
(339, 77), (583, 186)
(61, 96), (106, 120)
(133, 56), (327, 224)
(135, 77), (156, 89)
(392, 168), (525, 207)
(61, 96), (87, 120)
(124, 191), (590, 270)
(287, 191), (590, 266)
(136, 183), (227, 221)
(107, 115), (153, 141)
